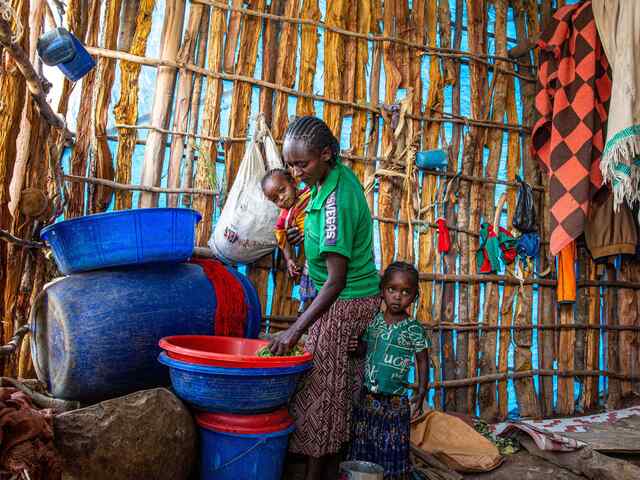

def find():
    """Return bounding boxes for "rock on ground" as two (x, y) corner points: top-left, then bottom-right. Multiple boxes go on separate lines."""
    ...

(54, 388), (197, 480)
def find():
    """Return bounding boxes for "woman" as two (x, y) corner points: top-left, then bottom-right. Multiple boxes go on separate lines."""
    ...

(269, 116), (380, 480)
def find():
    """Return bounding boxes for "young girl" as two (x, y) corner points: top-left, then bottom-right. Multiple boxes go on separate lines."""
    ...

(348, 261), (429, 480)
(261, 168), (317, 308)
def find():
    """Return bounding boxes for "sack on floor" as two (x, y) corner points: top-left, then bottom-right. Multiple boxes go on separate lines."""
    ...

(209, 116), (283, 264)
(411, 409), (502, 473)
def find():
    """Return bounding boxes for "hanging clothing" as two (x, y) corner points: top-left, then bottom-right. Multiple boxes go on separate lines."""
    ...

(585, 187), (637, 260)
(592, 1), (640, 213)
(476, 223), (517, 274)
(557, 242), (577, 304)
(532, 1), (612, 256)
(436, 218), (452, 254)
(190, 258), (247, 337)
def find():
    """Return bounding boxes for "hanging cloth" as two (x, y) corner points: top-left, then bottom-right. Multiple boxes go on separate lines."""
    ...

(584, 186), (637, 259)
(190, 258), (248, 337)
(476, 224), (517, 274)
(592, 1), (640, 214)
(436, 218), (452, 254)
(531, 1), (611, 256)
(556, 242), (577, 304)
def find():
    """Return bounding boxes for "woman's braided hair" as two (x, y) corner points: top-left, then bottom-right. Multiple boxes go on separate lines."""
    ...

(283, 116), (340, 166)
(380, 261), (420, 296)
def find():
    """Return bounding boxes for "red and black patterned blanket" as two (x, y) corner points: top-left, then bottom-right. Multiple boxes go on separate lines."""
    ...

(532, 1), (611, 256)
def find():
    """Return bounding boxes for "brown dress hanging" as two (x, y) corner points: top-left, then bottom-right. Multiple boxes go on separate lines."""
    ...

(585, 186), (637, 260)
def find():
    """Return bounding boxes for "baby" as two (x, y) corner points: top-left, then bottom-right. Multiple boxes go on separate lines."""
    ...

(261, 168), (317, 308)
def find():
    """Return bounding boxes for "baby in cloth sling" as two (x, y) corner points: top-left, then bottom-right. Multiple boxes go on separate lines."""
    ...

(261, 168), (318, 309)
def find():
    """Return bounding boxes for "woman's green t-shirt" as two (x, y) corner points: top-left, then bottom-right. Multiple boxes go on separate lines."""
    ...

(303, 162), (380, 300)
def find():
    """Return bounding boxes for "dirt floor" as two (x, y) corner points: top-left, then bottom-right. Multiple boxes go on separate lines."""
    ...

(282, 451), (589, 479)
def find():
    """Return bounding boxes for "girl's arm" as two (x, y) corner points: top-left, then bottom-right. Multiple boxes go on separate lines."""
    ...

(410, 348), (429, 418)
(268, 253), (347, 355)
(282, 243), (301, 278)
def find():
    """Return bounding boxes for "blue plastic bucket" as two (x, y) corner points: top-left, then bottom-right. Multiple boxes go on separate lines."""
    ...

(41, 208), (201, 274)
(196, 409), (294, 480)
(158, 352), (311, 413)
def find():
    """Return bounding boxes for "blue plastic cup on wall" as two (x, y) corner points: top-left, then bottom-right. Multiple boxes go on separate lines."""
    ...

(57, 33), (96, 81)
(415, 149), (448, 170)
(37, 28), (76, 66)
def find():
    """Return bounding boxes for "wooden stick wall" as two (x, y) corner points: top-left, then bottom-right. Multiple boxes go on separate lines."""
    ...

(1, 0), (639, 421)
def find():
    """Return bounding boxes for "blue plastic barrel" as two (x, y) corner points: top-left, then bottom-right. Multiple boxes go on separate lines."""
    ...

(30, 263), (261, 402)
(41, 208), (201, 275)
(196, 409), (294, 480)
(227, 268), (262, 338)
(159, 353), (310, 413)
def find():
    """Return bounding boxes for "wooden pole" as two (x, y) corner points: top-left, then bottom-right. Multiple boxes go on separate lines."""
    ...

(181, 9), (210, 207)
(90, 0), (123, 214)
(138, 0), (186, 208)
(295, 0), (320, 117)
(582, 258), (601, 411)
(322, 0), (347, 135)
(194, 5), (225, 245)
(497, 75), (521, 421)
(477, 0), (508, 422)
(258, 0), (284, 127)
(271, 0), (300, 139)
(347, 0), (371, 183)
(166, 4), (205, 208)
(225, 0), (265, 189)
(113, 0), (155, 210)
(269, 0), (301, 319)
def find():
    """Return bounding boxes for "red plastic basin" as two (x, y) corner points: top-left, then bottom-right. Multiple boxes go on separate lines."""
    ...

(159, 335), (313, 368)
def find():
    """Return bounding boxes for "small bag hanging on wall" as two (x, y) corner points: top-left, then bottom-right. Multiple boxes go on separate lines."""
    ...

(209, 116), (283, 264)
(513, 176), (537, 233)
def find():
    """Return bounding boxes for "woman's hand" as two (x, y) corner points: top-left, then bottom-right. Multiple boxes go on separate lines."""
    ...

(268, 325), (303, 356)
(286, 226), (304, 246)
(410, 391), (426, 419)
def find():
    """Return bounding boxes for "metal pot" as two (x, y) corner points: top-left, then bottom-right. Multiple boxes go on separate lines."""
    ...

(338, 461), (384, 480)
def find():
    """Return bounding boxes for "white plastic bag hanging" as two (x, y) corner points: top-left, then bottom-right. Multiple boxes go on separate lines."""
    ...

(209, 116), (283, 264)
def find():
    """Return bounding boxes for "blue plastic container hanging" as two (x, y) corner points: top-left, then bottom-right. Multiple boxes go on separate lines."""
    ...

(37, 28), (76, 66)
(415, 149), (448, 170)
(36, 27), (95, 81)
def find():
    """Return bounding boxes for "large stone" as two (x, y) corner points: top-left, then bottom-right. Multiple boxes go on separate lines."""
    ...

(54, 388), (197, 480)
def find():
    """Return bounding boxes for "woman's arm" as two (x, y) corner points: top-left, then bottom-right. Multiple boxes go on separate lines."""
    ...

(268, 253), (347, 355)
(410, 349), (429, 418)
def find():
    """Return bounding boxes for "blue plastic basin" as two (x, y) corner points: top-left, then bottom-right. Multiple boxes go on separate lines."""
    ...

(41, 208), (201, 274)
(158, 352), (311, 413)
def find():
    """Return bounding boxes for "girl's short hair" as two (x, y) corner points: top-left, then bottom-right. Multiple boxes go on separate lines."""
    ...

(261, 168), (295, 191)
(283, 116), (340, 166)
(380, 261), (420, 292)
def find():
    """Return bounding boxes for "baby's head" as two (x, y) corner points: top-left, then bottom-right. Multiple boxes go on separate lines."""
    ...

(261, 168), (297, 210)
